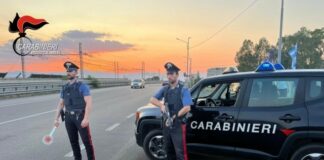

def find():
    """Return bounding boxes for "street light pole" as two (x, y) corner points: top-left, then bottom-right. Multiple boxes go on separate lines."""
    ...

(176, 37), (191, 84)
(186, 37), (190, 81)
(79, 42), (84, 79)
(189, 58), (192, 78)
(278, 0), (284, 64)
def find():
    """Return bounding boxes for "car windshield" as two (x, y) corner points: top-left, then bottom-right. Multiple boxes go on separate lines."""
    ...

(133, 80), (141, 82)
(199, 84), (219, 97)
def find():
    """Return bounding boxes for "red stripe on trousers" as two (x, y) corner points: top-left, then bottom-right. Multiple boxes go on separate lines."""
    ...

(181, 124), (189, 160)
(86, 126), (95, 160)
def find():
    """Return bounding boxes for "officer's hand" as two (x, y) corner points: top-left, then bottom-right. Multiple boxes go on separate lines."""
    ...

(54, 119), (60, 127)
(161, 105), (166, 113)
(81, 118), (89, 128)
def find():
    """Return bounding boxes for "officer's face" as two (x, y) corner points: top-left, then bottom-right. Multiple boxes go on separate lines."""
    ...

(167, 72), (178, 84)
(66, 70), (77, 80)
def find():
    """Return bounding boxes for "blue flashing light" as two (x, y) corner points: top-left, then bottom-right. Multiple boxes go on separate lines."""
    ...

(256, 61), (276, 72)
(274, 63), (285, 70)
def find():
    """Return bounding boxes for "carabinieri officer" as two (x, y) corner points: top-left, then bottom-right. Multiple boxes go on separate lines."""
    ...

(54, 61), (95, 160)
(150, 62), (193, 160)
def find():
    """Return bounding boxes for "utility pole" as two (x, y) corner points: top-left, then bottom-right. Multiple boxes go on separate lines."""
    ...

(188, 58), (192, 87)
(114, 61), (117, 79)
(21, 56), (25, 79)
(141, 62), (145, 79)
(277, 0), (284, 64)
(79, 42), (84, 79)
(116, 62), (119, 79)
(176, 37), (191, 84)
(187, 38), (190, 79)
(189, 58), (192, 78)
(19, 39), (26, 79)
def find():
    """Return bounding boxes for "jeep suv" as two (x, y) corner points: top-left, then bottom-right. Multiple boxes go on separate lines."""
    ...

(135, 64), (324, 160)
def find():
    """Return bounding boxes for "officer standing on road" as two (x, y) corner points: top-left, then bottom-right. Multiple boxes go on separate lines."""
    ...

(54, 61), (95, 160)
(150, 62), (193, 160)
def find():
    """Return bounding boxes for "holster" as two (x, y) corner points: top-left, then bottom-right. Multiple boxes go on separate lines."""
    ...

(179, 112), (192, 124)
(60, 109), (65, 122)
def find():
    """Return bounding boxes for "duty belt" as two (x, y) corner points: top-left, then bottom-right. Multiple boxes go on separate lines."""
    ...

(65, 109), (85, 115)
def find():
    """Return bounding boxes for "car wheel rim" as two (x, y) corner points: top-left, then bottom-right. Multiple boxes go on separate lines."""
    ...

(301, 153), (324, 160)
(148, 135), (167, 159)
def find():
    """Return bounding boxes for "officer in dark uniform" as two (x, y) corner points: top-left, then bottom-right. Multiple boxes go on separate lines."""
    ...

(150, 62), (193, 160)
(54, 61), (95, 160)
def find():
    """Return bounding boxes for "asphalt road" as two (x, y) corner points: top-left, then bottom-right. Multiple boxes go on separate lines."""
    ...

(0, 84), (246, 160)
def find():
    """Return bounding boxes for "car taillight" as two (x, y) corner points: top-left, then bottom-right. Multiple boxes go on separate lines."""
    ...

(135, 111), (140, 122)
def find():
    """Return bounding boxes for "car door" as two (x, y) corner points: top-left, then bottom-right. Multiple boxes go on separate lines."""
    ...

(305, 77), (324, 133)
(236, 77), (307, 157)
(187, 78), (247, 153)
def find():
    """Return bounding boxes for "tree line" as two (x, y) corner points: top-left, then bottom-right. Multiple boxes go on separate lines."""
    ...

(235, 27), (324, 71)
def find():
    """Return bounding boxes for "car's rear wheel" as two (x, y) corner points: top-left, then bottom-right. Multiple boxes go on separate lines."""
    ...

(143, 130), (167, 160)
(291, 144), (324, 160)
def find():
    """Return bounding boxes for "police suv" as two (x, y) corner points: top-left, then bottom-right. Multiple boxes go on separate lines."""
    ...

(135, 62), (324, 160)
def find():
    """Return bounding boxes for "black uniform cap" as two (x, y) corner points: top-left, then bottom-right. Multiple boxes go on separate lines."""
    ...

(164, 62), (180, 73)
(64, 61), (79, 72)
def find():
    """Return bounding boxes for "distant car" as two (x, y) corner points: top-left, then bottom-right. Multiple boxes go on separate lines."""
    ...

(131, 79), (145, 89)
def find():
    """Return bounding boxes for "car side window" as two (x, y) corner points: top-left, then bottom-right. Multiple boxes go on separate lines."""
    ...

(196, 81), (241, 108)
(248, 78), (298, 107)
(219, 82), (240, 101)
(306, 78), (324, 102)
(199, 84), (219, 98)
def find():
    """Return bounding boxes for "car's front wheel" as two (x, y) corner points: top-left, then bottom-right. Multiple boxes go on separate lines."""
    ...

(291, 144), (324, 160)
(143, 130), (167, 160)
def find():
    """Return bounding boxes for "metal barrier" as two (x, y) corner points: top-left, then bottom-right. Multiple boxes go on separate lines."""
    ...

(0, 79), (129, 97)
(0, 79), (161, 97)
(84, 79), (130, 88)
(0, 80), (64, 96)
(145, 80), (162, 85)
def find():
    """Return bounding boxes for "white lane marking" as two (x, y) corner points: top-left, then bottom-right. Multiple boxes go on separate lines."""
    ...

(111, 137), (136, 160)
(105, 123), (120, 132)
(64, 144), (85, 157)
(126, 113), (135, 119)
(0, 109), (56, 126)
(0, 99), (52, 109)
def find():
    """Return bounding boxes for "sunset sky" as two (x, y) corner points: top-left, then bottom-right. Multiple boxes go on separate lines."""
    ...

(0, 0), (324, 77)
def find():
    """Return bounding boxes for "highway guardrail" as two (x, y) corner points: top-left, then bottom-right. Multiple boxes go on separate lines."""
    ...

(0, 79), (161, 98)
